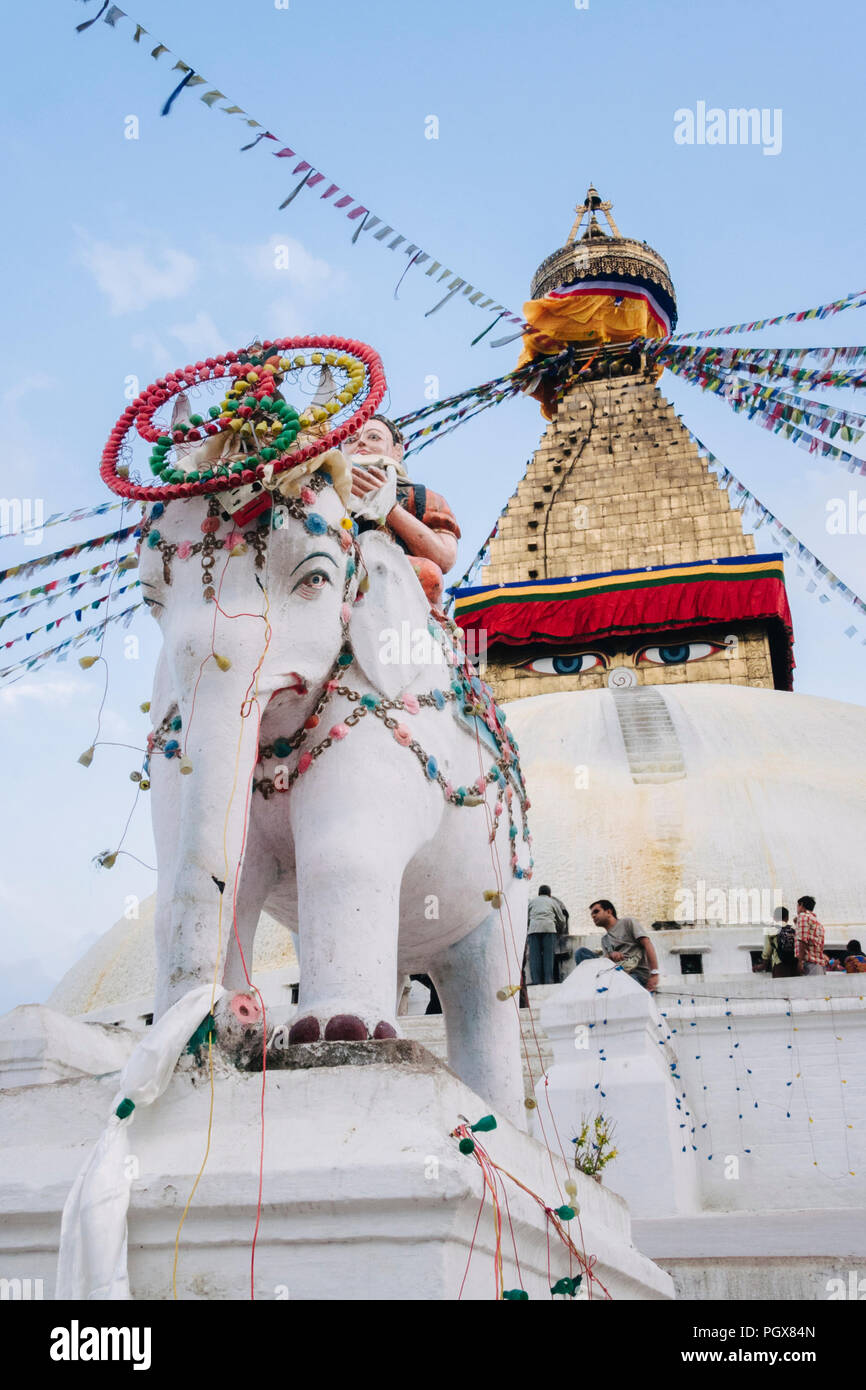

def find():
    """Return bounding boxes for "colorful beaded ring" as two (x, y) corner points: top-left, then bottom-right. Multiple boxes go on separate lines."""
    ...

(100, 336), (386, 502)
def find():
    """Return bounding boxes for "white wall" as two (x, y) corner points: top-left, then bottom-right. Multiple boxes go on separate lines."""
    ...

(538, 960), (866, 1297)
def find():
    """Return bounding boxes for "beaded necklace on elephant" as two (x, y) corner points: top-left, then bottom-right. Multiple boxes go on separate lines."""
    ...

(146, 628), (529, 821)
(254, 680), (533, 881)
(136, 467), (345, 600)
(144, 621), (533, 878)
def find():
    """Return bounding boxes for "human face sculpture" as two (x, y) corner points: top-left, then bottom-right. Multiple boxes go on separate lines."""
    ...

(343, 419), (404, 464)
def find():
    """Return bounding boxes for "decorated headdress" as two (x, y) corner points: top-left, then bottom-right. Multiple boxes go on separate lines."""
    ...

(99, 336), (386, 504)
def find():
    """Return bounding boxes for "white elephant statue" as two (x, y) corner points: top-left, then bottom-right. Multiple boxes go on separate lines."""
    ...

(138, 454), (533, 1123)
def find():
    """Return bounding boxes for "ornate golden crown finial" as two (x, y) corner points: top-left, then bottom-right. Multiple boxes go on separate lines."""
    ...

(530, 185), (675, 314)
(566, 185), (621, 244)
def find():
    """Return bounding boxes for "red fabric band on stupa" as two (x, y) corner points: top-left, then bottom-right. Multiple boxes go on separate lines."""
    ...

(452, 553), (794, 690)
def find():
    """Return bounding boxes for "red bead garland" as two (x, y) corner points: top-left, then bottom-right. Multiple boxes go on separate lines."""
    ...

(100, 335), (386, 502)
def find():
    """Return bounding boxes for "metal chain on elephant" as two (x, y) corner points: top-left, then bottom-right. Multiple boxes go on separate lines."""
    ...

(251, 654), (533, 879)
(140, 492), (287, 598)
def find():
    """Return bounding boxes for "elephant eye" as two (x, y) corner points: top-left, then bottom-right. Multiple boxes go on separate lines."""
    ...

(293, 567), (332, 596)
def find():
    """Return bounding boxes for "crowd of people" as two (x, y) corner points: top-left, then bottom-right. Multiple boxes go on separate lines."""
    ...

(756, 898), (866, 977)
(524, 890), (865, 991)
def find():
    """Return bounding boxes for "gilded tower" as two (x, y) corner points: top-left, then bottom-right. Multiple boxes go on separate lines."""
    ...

(455, 189), (793, 701)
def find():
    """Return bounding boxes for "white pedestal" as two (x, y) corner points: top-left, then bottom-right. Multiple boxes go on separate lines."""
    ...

(538, 959), (701, 1219)
(0, 1018), (672, 1301)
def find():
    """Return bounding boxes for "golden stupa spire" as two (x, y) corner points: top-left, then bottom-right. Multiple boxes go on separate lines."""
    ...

(566, 185), (621, 244)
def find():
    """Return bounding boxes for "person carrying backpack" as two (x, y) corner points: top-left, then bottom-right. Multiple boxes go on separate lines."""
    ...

(761, 907), (798, 979)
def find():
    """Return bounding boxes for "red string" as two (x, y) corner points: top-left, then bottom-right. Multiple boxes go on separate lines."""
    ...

(462, 686), (609, 1300)
(499, 1169), (524, 1294)
(456, 1128), (613, 1301)
(212, 556), (274, 1299)
(474, 1145), (504, 1297)
(545, 1215), (552, 1293)
(466, 703), (573, 1197)
(458, 1175), (488, 1300)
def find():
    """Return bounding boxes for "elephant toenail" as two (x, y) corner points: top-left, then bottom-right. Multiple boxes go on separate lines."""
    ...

(324, 1014), (368, 1041)
(288, 1016), (321, 1044)
(373, 1021), (397, 1039)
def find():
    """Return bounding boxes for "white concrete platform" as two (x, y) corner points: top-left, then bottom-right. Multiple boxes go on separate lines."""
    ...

(0, 1023), (672, 1302)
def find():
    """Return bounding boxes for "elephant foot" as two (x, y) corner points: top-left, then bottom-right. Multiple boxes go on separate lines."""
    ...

(212, 990), (265, 1057)
(288, 1012), (400, 1044)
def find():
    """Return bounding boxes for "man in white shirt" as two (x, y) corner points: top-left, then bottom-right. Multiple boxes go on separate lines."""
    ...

(526, 885), (568, 985)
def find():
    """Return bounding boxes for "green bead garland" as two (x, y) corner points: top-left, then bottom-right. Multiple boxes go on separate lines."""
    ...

(148, 380), (302, 482)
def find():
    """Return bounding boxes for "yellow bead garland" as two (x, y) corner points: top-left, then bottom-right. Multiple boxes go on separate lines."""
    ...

(213, 349), (369, 437)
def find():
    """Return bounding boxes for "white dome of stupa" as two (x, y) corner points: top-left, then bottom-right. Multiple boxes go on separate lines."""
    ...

(48, 897), (297, 1021)
(503, 683), (866, 936)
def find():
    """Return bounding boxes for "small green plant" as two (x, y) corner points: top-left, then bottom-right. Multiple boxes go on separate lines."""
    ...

(572, 1113), (618, 1177)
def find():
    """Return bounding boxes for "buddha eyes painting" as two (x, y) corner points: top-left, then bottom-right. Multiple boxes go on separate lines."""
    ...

(518, 652), (607, 675)
(516, 639), (730, 676)
(635, 641), (723, 667)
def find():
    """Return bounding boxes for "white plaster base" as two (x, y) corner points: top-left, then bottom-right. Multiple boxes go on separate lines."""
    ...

(635, 1210), (866, 1301)
(0, 1037), (671, 1302)
(0, 1005), (137, 1088)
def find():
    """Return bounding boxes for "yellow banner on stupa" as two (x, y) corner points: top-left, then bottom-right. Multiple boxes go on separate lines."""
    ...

(518, 286), (671, 416)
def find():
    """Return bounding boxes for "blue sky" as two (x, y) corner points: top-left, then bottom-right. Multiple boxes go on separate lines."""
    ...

(1, 0), (863, 1012)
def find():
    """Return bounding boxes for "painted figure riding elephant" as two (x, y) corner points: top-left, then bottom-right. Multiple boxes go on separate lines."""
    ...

(138, 455), (533, 1123)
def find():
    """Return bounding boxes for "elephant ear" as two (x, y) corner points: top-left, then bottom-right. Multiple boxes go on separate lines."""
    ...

(349, 531), (433, 699)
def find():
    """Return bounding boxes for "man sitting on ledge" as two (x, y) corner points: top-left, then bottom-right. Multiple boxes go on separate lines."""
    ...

(573, 900), (660, 993)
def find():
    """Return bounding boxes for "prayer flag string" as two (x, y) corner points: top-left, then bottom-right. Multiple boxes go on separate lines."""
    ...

(0, 524), (139, 586)
(671, 288), (866, 342)
(0, 602), (143, 683)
